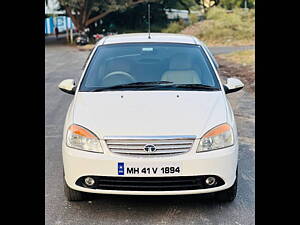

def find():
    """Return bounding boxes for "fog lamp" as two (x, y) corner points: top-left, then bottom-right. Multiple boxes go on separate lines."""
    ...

(84, 177), (95, 186)
(205, 177), (216, 186)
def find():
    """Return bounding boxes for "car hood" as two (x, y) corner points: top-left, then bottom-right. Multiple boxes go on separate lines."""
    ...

(73, 91), (228, 139)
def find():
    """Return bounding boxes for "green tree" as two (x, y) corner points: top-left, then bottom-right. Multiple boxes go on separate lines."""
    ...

(58, 0), (159, 32)
(220, 0), (255, 10)
(96, 2), (168, 33)
(163, 0), (196, 12)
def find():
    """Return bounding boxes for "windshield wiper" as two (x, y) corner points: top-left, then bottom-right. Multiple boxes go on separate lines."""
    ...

(169, 84), (220, 91)
(89, 82), (219, 92)
(90, 81), (173, 92)
(121, 81), (173, 85)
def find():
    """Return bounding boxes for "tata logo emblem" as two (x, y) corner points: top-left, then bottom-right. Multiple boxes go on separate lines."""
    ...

(144, 144), (157, 153)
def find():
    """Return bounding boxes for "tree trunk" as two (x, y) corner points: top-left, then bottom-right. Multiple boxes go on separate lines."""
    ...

(65, 7), (81, 31)
(85, 0), (148, 27)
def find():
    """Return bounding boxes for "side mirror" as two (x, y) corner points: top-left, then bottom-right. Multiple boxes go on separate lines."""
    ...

(58, 79), (76, 95)
(223, 78), (244, 94)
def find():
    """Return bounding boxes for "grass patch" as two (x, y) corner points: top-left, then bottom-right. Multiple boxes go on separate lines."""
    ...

(217, 49), (255, 65)
(181, 7), (255, 46)
(216, 49), (255, 93)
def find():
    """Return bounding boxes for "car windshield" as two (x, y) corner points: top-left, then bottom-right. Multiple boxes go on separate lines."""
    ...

(79, 43), (221, 92)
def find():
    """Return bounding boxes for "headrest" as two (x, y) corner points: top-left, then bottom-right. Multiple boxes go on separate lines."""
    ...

(169, 54), (192, 70)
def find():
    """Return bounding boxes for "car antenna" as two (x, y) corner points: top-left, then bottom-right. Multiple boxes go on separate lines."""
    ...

(148, 2), (151, 39)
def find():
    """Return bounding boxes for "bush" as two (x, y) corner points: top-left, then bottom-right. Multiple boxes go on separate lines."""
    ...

(233, 7), (255, 22)
(206, 7), (228, 20)
(194, 7), (254, 45)
(161, 21), (186, 33)
(189, 13), (199, 24)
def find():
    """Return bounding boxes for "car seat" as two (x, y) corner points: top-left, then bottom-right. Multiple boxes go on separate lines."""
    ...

(161, 54), (200, 84)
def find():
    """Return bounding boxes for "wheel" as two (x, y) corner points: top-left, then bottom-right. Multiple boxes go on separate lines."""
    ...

(64, 178), (87, 201)
(215, 169), (238, 202)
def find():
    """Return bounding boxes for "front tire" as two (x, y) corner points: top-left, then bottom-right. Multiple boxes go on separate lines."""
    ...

(64, 178), (87, 201)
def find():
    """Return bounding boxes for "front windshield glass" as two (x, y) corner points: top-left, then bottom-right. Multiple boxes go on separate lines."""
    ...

(79, 43), (221, 91)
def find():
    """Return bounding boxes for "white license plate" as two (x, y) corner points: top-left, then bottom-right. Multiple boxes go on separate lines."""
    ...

(117, 162), (182, 176)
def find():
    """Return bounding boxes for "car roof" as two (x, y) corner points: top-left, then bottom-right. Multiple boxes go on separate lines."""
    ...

(96, 33), (204, 46)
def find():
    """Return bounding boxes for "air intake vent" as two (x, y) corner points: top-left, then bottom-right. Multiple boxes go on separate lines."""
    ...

(76, 175), (225, 191)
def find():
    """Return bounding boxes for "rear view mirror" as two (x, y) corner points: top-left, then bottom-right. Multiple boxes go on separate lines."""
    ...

(58, 79), (76, 95)
(223, 78), (244, 94)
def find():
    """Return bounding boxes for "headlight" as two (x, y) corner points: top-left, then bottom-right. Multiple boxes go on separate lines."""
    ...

(197, 123), (234, 152)
(66, 124), (103, 153)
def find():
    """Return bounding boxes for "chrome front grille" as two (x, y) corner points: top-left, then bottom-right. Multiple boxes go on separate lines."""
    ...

(105, 136), (196, 155)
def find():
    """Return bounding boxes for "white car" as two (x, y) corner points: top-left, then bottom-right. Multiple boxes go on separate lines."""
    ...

(58, 33), (244, 202)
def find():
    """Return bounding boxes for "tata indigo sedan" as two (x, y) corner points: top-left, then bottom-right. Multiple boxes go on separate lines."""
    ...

(58, 33), (244, 202)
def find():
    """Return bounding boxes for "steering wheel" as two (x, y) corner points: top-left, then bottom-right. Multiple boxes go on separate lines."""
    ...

(102, 71), (136, 86)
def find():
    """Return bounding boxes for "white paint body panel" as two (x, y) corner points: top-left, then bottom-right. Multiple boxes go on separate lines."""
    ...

(62, 33), (239, 195)
(100, 33), (197, 45)
(73, 91), (227, 139)
(63, 144), (238, 195)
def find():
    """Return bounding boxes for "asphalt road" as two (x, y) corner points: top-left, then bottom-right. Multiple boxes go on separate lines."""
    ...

(45, 43), (255, 225)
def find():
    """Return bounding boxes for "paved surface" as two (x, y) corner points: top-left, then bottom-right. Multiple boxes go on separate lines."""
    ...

(45, 43), (255, 225)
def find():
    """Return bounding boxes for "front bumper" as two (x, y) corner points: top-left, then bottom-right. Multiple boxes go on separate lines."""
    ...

(62, 141), (238, 195)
